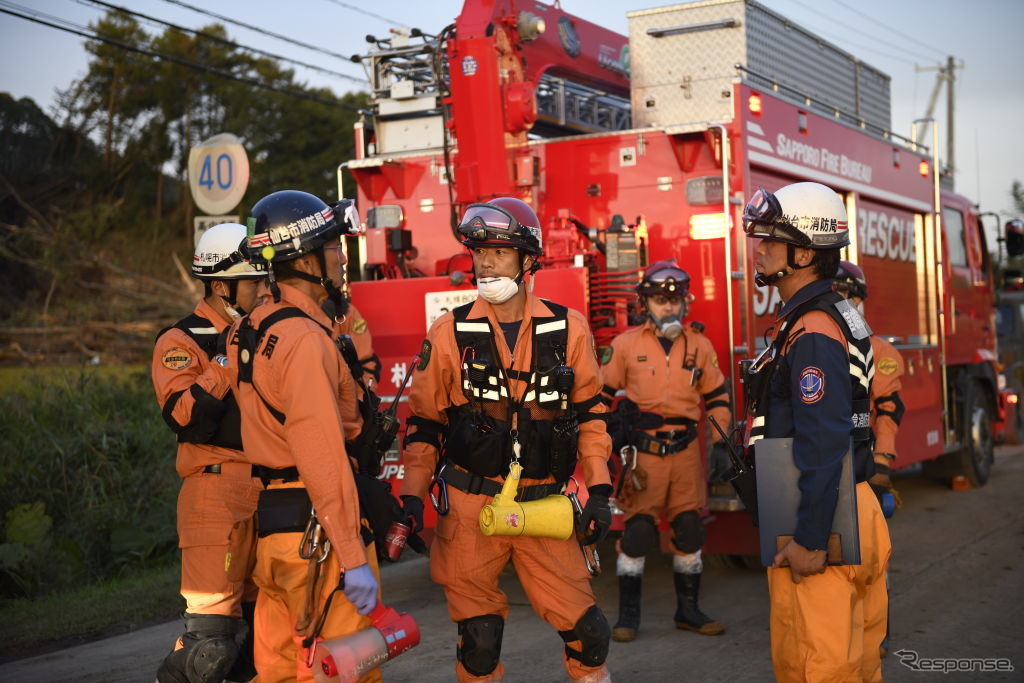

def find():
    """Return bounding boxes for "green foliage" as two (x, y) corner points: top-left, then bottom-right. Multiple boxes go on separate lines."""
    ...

(0, 368), (178, 599)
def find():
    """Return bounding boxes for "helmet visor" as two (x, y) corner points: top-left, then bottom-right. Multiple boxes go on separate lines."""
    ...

(742, 189), (811, 246)
(458, 204), (521, 244)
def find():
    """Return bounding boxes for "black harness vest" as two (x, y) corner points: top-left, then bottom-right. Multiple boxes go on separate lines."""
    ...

(444, 300), (579, 481)
(746, 291), (876, 483)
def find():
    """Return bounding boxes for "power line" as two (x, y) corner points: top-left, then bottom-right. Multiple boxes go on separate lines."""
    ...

(0, 5), (366, 113)
(775, 0), (933, 65)
(161, 0), (352, 64)
(829, 0), (947, 60)
(320, 0), (400, 26)
(80, 0), (365, 84)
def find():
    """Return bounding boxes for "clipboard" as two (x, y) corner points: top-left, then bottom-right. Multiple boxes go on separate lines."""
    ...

(754, 437), (860, 567)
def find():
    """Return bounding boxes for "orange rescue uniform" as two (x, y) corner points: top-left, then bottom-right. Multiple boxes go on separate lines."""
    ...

(402, 293), (612, 682)
(761, 305), (891, 683)
(870, 335), (905, 460)
(227, 282), (380, 682)
(335, 301), (380, 388)
(152, 298), (261, 617)
(601, 321), (731, 521)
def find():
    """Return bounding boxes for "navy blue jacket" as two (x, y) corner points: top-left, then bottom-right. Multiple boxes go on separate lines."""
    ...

(763, 279), (853, 550)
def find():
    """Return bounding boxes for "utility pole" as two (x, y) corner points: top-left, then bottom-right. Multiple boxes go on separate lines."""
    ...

(915, 56), (964, 182)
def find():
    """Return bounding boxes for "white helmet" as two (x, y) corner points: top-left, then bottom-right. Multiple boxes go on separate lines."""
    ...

(743, 182), (849, 249)
(193, 223), (265, 280)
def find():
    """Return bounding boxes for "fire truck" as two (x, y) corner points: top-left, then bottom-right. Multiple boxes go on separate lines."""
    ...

(340, 0), (1003, 553)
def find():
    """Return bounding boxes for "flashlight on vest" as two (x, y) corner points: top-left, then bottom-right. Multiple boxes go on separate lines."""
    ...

(478, 461), (574, 540)
(310, 603), (420, 682)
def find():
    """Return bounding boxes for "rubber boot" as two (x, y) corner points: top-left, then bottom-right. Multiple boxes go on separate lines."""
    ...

(673, 572), (725, 636)
(611, 575), (642, 642)
(226, 601), (257, 682)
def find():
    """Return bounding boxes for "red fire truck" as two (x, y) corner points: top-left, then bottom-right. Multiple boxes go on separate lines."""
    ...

(341, 0), (1002, 553)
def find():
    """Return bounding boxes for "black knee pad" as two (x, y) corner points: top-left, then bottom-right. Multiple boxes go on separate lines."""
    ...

(157, 613), (241, 683)
(559, 605), (610, 667)
(457, 614), (504, 677)
(670, 510), (705, 553)
(620, 514), (657, 557)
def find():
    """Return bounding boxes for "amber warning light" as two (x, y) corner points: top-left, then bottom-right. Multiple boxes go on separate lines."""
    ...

(918, 160), (929, 177)
(748, 93), (763, 116)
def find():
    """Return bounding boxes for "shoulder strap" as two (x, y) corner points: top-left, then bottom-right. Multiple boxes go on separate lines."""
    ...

(158, 313), (220, 359)
(237, 307), (325, 425)
(532, 300), (570, 369)
(452, 301), (496, 366)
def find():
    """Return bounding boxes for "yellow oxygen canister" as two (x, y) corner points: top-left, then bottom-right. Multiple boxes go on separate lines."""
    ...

(478, 461), (574, 540)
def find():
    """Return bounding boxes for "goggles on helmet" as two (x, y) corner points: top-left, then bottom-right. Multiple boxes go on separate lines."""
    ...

(638, 265), (692, 299)
(742, 188), (811, 247)
(458, 204), (541, 253)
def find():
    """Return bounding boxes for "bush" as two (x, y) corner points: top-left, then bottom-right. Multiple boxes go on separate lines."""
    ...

(0, 368), (178, 599)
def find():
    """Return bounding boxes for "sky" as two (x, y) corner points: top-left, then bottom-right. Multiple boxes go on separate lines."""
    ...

(2, 0), (1022, 234)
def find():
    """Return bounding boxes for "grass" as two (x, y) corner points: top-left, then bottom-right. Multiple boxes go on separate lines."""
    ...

(0, 560), (182, 662)
(0, 364), (146, 395)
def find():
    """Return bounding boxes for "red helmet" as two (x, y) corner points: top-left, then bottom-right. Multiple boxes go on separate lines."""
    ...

(457, 197), (543, 256)
(834, 260), (868, 299)
(638, 259), (691, 298)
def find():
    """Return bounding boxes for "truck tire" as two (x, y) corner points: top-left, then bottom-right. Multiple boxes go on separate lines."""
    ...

(923, 380), (995, 487)
(955, 380), (995, 486)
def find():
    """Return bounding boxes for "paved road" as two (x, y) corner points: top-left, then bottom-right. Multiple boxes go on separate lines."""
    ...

(4, 445), (1022, 682)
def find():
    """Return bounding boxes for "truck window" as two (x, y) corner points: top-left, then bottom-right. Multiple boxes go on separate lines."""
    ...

(942, 207), (967, 267)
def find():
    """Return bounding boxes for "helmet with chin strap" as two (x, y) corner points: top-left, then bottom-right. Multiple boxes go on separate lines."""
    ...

(457, 197), (543, 275)
(834, 260), (868, 300)
(193, 223), (265, 317)
(637, 259), (692, 299)
(743, 182), (847, 286)
(245, 190), (362, 307)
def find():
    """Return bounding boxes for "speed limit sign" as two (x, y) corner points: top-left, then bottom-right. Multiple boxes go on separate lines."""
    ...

(188, 133), (250, 215)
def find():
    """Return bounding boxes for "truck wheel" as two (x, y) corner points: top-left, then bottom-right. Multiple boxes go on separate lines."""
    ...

(957, 381), (995, 486)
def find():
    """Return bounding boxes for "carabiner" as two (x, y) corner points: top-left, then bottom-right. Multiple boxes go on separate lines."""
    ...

(429, 477), (450, 516)
(299, 509), (331, 563)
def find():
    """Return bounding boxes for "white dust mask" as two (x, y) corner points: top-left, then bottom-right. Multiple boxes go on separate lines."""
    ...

(477, 275), (520, 304)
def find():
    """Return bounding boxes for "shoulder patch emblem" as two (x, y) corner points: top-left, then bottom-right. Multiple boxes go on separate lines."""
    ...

(353, 318), (368, 334)
(599, 345), (613, 365)
(417, 339), (432, 370)
(877, 357), (898, 376)
(162, 347), (193, 371)
(798, 366), (825, 404)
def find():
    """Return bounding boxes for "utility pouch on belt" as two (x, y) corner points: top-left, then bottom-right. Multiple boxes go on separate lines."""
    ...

(256, 488), (312, 537)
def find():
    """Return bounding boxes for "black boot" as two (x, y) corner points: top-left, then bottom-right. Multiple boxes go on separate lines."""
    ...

(673, 572), (725, 636)
(226, 601), (257, 682)
(612, 575), (642, 642)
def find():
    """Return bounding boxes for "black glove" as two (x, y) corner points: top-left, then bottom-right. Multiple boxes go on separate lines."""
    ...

(401, 495), (425, 533)
(708, 441), (733, 483)
(580, 484), (612, 545)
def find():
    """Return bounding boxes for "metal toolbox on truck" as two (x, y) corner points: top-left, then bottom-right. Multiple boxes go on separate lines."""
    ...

(627, 0), (891, 130)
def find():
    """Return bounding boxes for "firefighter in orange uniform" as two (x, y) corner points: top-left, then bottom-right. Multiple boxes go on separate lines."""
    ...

(153, 223), (265, 683)
(833, 261), (906, 502)
(600, 260), (731, 642)
(743, 182), (891, 682)
(400, 198), (614, 682)
(226, 190), (380, 682)
(335, 298), (381, 390)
